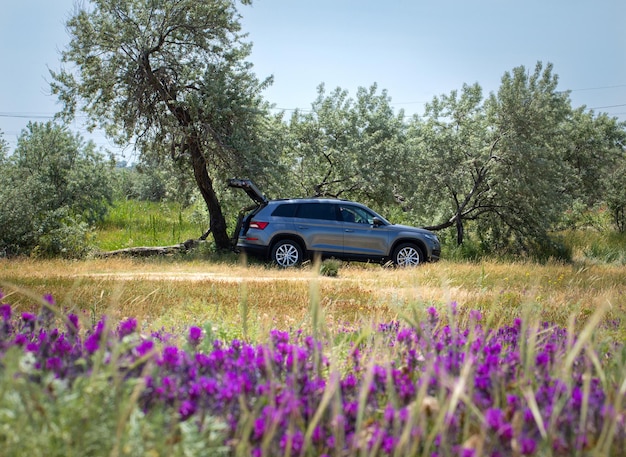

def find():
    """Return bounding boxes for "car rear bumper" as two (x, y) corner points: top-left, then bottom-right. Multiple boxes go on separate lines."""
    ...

(235, 241), (269, 259)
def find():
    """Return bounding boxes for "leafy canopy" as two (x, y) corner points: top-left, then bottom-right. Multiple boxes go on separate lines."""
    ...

(51, 0), (275, 249)
(408, 63), (573, 254)
(0, 121), (114, 257)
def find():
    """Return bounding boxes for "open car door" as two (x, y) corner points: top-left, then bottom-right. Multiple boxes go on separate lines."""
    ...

(227, 178), (268, 205)
(227, 179), (269, 248)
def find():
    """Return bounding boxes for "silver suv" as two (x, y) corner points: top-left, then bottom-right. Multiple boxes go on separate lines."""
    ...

(228, 179), (440, 267)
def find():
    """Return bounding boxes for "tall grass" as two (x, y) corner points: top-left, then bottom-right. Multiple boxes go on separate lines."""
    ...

(95, 199), (209, 251)
(1, 257), (624, 342)
(1, 285), (624, 456)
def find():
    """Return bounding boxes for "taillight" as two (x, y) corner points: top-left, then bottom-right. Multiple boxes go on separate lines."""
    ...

(249, 220), (269, 230)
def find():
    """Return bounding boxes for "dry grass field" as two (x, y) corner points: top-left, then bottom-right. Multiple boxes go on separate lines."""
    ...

(1, 256), (624, 342)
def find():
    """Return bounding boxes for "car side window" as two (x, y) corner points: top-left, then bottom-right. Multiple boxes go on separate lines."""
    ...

(339, 205), (375, 224)
(295, 203), (338, 221)
(271, 203), (298, 217)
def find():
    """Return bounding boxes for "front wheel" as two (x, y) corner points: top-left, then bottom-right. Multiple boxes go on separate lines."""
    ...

(271, 240), (303, 267)
(392, 243), (423, 267)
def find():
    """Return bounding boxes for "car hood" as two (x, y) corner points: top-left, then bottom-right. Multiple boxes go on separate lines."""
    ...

(388, 224), (437, 236)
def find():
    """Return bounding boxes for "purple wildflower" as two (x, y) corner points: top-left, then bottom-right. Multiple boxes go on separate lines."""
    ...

(0, 304), (11, 321)
(469, 309), (482, 321)
(134, 340), (154, 357)
(84, 333), (100, 353)
(179, 400), (196, 420)
(280, 430), (304, 454)
(188, 326), (203, 348)
(485, 408), (505, 429)
(21, 312), (36, 322)
(117, 318), (137, 338)
(46, 356), (63, 374)
(67, 313), (79, 332)
(519, 437), (537, 455)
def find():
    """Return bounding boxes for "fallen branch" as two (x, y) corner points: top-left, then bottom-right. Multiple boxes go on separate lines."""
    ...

(96, 239), (203, 258)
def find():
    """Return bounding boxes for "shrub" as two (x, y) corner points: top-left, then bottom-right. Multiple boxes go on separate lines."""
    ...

(0, 122), (113, 258)
(320, 258), (341, 277)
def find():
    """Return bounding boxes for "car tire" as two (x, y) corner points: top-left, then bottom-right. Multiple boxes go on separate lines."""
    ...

(271, 240), (303, 267)
(392, 243), (423, 267)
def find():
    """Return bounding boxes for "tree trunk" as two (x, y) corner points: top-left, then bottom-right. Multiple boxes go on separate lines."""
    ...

(456, 215), (464, 246)
(189, 139), (231, 250)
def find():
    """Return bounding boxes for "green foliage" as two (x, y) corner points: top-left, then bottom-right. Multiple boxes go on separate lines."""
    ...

(604, 150), (626, 233)
(528, 234), (572, 263)
(406, 62), (588, 257)
(51, 0), (273, 250)
(562, 110), (625, 206)
(283, 83), (408, 206)
(113, 158), (197, 205)
(319, 258), (341, 277)
(0, 129), (7, 158)
(0, 122), (114, 257)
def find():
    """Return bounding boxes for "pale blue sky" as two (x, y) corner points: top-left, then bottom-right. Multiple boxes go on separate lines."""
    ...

(2, 0), (625, 158)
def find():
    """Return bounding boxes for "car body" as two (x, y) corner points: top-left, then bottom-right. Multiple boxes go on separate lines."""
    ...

(228, 178), (441, 267)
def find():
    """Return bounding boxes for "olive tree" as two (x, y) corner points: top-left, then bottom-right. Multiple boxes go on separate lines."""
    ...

(604, 146), (626, 233)
(283, 83), (409, 208)
(409, 62), (573, 254)
(560, 109), (626, 231)
(0, 122), (113, 257)
(51, 0), (273, 250)
(0, 130), (7, 159)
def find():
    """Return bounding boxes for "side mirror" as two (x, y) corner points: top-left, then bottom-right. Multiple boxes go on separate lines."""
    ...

(372, 217), (383, 227)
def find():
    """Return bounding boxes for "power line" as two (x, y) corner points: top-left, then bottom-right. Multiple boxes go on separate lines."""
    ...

(569, 84), (626, 92)
(588, 103), (626, 110)
(0, 113), (55, 119)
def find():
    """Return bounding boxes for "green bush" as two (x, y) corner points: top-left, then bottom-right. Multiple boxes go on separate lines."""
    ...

(319, 258), (341, 277)
(0, 122), (113, 258)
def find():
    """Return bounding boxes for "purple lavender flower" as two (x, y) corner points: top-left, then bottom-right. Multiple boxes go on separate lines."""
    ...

(67, 313), (79, 332)
(117, 318), (137, 338)
(46, 356), (63, 374)
(134, 339), (154, 357)
(485, 408), (505, 429)
(519, 437), (537, 455)
(21, 312), (36, 322)
(469, 309), (482, 321)
(179, 400), (196, 420)
(280, 430), (304, 454)
(160, 346), (181, 368)
(0, 304), (11, 321)
(188, 326), (203, 348)
(84, 333), (100, 353)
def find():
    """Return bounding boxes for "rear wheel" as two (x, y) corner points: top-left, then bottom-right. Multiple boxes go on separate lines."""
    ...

(392, 243), (423, 267)
(271, 240), (303, 267)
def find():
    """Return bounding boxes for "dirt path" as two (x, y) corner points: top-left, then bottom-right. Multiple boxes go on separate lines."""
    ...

(76, 271), (325, 283)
